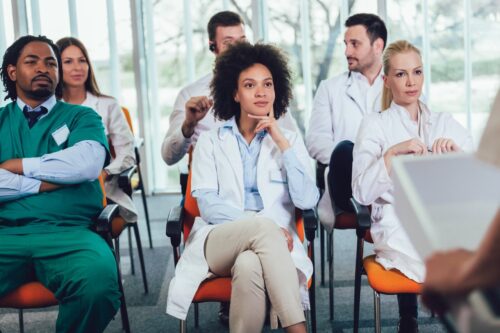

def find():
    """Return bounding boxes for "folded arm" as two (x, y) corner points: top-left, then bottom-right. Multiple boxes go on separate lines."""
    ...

(2, 140), (105, 184)
(0, 169), (61, 203)
(193, 189), (245, 225)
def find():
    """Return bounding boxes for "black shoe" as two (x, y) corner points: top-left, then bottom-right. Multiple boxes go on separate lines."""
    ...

(397, 316), (419, 333)
(218, 302), (230, 327)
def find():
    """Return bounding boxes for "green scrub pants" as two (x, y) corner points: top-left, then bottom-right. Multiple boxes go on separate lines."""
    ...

(0, 228), (121, 333)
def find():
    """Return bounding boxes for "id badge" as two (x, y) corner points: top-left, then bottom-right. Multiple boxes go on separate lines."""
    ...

(51, 124), (70, 146)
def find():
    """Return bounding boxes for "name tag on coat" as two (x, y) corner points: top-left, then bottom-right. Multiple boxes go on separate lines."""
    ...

(51, 124), (70, 146)
(269, 168), (287, 183)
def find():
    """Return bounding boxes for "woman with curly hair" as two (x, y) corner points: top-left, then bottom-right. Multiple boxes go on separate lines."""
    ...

(167, 42), (319, 333)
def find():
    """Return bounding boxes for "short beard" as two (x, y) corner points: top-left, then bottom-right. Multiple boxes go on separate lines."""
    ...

(27, 88), (54, 100)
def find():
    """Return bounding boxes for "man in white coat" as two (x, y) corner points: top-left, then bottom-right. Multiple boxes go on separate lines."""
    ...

(161, 11), (246, 166)
(161, 11), (297, 166)
(305, 13), (387, 227)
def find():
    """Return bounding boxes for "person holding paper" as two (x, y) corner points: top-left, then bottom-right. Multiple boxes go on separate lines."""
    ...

(352, 40), (473, 332)
(423, 92), (500, 313)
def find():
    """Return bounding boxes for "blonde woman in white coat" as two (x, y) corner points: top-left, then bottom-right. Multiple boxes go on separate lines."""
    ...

(56, 37), (138, 223)
(352, 40), (473, 332)
(167, 42), (319, 333)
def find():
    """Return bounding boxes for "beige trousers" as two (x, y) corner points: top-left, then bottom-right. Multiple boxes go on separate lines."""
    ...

(204, 217), (305, 333)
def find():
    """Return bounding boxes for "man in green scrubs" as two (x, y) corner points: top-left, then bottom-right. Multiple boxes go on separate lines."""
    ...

(0, 35), (120, 333)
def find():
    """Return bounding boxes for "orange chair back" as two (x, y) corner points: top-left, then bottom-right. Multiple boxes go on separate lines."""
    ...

(295, 208), (305, 243)
(121, 107), (134, 134)
(182, 170), (200, 243)
(98, 173), (108, 207)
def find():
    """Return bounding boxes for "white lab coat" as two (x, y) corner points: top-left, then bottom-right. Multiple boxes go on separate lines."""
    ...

(166, 121), (316, 320)
(82, 92), (138, 223)
(306, 71), (383, 230)
(352, 101), (473, 282)
(161, 73), (300, 165)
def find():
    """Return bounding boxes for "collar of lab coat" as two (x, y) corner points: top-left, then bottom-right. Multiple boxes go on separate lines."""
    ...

(219, 117), (268, 142)
(82, 91), (99, 108)
(390, 100), (433, 126)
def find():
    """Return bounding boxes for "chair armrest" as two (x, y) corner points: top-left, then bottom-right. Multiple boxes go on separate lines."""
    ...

(118, 165), (137, 194)
(94, 204), (120, 235)
(316, 162), (328, 191)
(166, 205), (183, 248)
(350, 198), (371, 237)
(301, 209), (318, 242)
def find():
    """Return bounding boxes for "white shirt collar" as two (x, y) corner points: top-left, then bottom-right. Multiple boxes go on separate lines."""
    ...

(350, 68), (384, 86)
(16, 94), (57, 113)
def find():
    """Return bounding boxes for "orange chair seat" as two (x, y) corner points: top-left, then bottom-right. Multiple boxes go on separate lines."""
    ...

(363, 255), (421, 295)
(193, 277), (232, 303)
(0, 282), (57, 308)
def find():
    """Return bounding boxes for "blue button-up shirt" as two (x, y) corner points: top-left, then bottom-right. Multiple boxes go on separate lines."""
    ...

(230, 122), (267, 211)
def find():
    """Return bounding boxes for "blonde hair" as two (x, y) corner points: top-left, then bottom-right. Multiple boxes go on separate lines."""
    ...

(381, 40), (422, 110)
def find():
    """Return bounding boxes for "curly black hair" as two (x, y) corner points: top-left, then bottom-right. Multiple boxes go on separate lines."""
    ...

(210, 42), (293, 121)
(1, 35), (62, 101)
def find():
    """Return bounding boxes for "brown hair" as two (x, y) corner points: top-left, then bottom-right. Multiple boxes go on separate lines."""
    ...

(381, 40), (422, 110)
(56, 37), (105, 98)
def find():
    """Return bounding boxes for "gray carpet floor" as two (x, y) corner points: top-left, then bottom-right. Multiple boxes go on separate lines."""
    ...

(0, 194), (447, 333)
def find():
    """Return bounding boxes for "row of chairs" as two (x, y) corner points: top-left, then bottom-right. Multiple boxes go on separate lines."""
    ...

(165, 144), (426, 332)
(0, 107), (152, 333)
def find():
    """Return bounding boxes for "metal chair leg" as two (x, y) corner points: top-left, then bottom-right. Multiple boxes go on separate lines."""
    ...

(328, 231), (334, 321)
(320, 224), (325, 287)
(353, 235), (364, 333)
(194, 303), (199, 328)
(180, 319), (187, 333)
(114, 238), (121, 266)
(137, 165), (153, 249)
(18, 309), (24, 333)
(133, 223), (149, 294)
(374, 291), (381, 333)
(305, 310), (311, 333)
(114, 242), (131, 333)
(309, 240), (317, 333)
(128, 227), (135, 275)
(118, 270), (131, 333)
